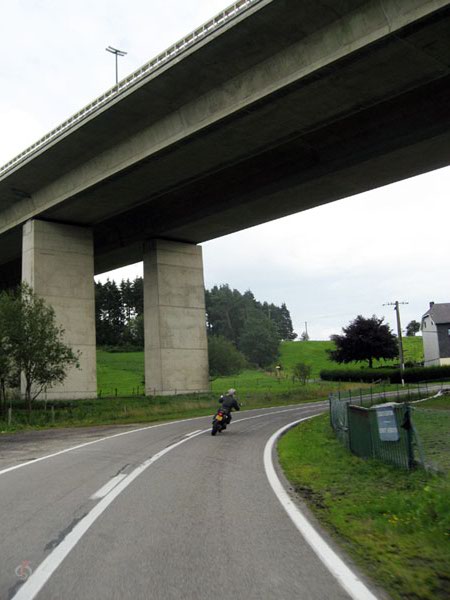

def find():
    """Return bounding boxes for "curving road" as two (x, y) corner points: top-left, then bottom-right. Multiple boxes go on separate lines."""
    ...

(0, 403), (382, 600)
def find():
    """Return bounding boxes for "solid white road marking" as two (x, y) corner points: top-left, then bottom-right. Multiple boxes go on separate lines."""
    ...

(263, 417), (379, 600)
(11, 429), (208, 600)
(90, 474), (128, 500)
(0, 401), (327, 477)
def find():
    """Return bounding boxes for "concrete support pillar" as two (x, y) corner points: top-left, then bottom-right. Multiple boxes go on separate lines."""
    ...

(22, 219), (97, 399)
(144, 239), (209, 395)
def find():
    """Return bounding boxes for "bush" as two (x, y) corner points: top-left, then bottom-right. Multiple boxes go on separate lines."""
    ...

(320, 364), (450, 383)
(292, 362), (312, 385)
(100, 344), (144, 353)
(320, 368), (396, 383)
(208, 335), (247, 377)
(390, 365), (450, 383)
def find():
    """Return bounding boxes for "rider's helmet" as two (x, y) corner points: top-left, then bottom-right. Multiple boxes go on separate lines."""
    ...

(227, 388), (236, 396)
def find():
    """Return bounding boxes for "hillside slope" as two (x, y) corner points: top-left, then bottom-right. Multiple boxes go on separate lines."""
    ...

(280, 337), (423, 378)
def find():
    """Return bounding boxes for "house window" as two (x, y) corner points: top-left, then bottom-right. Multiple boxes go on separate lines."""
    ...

(448, 329), (450, 336)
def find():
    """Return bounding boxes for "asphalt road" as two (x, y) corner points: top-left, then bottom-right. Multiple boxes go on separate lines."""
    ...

(0, 403), (382, 600)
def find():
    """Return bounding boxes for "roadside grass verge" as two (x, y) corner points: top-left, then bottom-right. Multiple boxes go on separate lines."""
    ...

(278, 414), (450, 600)
(0, 383), (340, 433)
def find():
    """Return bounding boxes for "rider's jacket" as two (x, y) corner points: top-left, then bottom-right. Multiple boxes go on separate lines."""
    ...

(219, 395), (240, 412)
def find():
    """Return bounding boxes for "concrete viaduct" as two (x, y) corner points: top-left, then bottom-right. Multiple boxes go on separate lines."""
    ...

(1, 0), (449, 398)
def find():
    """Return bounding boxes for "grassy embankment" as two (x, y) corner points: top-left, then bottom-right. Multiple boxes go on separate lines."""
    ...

(278, 397), (450, 600)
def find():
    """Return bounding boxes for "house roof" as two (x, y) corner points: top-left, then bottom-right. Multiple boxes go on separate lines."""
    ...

(422, 302), (450, 324)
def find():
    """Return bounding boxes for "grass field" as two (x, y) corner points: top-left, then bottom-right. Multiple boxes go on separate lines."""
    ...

(97, 337), (424, 395)
(279, 337), (424, 378)
(278, 414), (450, 600)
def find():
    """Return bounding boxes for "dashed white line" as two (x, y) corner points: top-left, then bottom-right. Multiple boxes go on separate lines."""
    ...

(263, 417), (379, 600)
(185, 429), (203, 437)
(90, 474), (128, 500)
(11, 429), (208, 600)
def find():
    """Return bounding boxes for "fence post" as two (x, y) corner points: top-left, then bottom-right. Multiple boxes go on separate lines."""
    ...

(51, 405), (55, 424)
(8, 407), (12, 426)
(360, 388), (363, 406)
(404, 404), (414, 469)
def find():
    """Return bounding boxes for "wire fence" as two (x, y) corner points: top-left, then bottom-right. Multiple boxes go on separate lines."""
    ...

(411, 406), (450, 473)
(329, 387), (450, 473)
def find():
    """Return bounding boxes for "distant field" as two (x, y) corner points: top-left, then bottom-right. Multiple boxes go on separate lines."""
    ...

(97, 337), (424, 395)
(280, 337), (424, 378)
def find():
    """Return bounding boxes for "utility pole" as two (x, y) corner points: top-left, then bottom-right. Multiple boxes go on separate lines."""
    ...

(384, 301), (409, 385)
(105, 46), (127, 85)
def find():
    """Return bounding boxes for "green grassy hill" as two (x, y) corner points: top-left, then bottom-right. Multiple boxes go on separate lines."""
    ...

(280, 337), (424, 378)
(97, 337), (424, 395)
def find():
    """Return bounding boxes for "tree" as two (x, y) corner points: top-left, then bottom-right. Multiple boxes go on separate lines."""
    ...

(0, 284), (80, 411)
(328, 315), (398, 369)
(406, 320), (420, 337)
(292, 362), (312, 385)
(208, 335), (246, 377)
(264, 302), (297, 340)
(238, 313), (281, 368)
(0, 338), (11, 417)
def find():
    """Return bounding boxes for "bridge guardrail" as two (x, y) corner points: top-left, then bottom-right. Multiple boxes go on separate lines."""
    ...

(0, 0), (263, 178)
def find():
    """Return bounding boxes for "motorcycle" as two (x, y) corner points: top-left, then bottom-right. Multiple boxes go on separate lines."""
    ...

(211, 408), (229, 436)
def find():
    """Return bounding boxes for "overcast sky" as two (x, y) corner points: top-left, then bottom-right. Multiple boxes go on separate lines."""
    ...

(1, 1), (449, 340)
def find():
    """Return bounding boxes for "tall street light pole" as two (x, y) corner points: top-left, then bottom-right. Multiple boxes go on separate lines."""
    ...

(384, 301), (409, 385)
(105, 46), (127, 85)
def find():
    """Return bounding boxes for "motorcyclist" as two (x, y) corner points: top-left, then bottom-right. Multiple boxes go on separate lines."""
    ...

(219, 388), (240, 426)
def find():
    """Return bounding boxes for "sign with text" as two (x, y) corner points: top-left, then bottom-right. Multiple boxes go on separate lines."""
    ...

(376, 406), (399, 442)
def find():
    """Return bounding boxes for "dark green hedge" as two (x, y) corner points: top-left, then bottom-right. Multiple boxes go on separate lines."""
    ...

(320, 365), (450, 383)
(320, 368), (395, 382)
(390, 365), (450, 383)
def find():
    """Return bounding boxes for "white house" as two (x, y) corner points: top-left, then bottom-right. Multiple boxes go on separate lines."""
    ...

(421, 302), (450, 366)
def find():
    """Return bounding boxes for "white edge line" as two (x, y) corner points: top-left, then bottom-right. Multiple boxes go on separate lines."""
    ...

(90, 474), (128, 500)
(0, 401), (327, 477)
(263, 417), (379, 600)
(12, 429), (208, 600)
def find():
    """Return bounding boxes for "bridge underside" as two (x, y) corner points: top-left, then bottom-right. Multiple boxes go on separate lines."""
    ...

(1, 0), (449, 397)
(1, 1), (449, 275)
